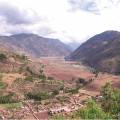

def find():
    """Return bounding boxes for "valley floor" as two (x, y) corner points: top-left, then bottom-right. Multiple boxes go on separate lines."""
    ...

(0, 57), (120, 119)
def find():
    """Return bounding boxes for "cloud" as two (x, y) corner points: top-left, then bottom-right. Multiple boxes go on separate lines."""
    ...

(0, 0), (120, 44)
(68, 0), (100, 14)
(68, 0), (120, 15)
(0, 2), (41, 25)
(37, 27), (56, 36)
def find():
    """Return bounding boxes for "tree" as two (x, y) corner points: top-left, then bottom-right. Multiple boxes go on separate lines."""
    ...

(101, 82), (120, 119)
(73, 99), (111, 119)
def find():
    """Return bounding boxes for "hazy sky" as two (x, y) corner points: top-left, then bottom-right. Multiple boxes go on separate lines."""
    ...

(0, 0), (120, 43)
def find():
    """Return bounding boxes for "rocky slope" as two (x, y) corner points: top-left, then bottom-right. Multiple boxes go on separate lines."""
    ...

(67, 30), (120, 74)
(0, 33), (72, 57)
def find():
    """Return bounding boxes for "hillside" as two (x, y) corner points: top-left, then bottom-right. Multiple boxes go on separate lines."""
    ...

(0, 33), (72, 57)
(67, 30), (120, 74)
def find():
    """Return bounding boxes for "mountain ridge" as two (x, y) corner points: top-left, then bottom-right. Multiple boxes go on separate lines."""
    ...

(0, 33), (72, 57)
(67, 30), (120, 74)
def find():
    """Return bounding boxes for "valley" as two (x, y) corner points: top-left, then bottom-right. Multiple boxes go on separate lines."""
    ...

(1, 0), (120, 119)
(0, 55), (119, 119)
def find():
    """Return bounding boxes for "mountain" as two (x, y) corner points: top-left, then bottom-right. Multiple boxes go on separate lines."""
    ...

(0, 33), (72, 57)
(67, 30), (120, 74)
(68, 42), (80, 51)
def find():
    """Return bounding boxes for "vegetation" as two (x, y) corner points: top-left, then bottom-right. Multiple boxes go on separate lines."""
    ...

(26, 67), (35, 75)
(71, 83), (120, 119)
(14, 78), (23, 84)
(101, 82), (120, 119)
(0, 102), (22, 109)
(47, 76), (54, 80)
(76, 78), (87, 88)
(64, 87), (79, 94)
(0, 94), (18, 104)
(0, 73), (3, 81)
(77, 78), (86, 84)
(50, 115), (65, 120)
(52, 90), (59, 96)
(24, 75), (33, 82)
(72, 99), (111, 119)
(92, 69), (99, 77)
(39, 74), (46, 81)
(25, 91), (50, 101)
(14, 54), (27, 61)
(0, 81), (7, 89)
(0, 53), (7, 62)
(0, 73), (7, 89)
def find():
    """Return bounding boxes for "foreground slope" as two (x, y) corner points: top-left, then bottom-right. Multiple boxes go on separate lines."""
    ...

(67, 30), (120, 74)
(0, 33), (71, 57)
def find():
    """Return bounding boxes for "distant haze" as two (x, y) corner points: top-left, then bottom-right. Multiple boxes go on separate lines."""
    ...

(0, 0), (120, 43)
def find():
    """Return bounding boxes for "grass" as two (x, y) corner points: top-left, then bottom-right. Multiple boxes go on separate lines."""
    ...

(0, 102), (22, 109)
(50, 115), (65, 120)
(24, 75), (34, 82)
(64, 87), (79, 94)
(0, 81), (7, 89)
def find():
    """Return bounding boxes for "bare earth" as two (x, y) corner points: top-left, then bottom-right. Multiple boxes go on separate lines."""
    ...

(40, 57), (120, 92)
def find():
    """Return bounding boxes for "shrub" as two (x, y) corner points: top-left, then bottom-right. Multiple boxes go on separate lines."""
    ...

(52, 90), (59, 96)
(0, 81), (7, 89)
(26, 67), (34, 75)
(0, 74), (3, 81)
(24, 76), (33, 82)
(15, 54), (27, 61)
(101, 82), (120, 119)
(72, 99), (111, 119)
(64, 88), (79, 94)
(39, 74), (46, 81)
(0, 94), (18, 104)
(25, 92), (50, 101)
(0, 53), (7, 62)
(77, 78), (87, 84)
(47, 76), (54, 80)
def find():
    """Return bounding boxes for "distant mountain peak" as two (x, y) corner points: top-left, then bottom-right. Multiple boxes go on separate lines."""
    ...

(0, 33), (72, 57)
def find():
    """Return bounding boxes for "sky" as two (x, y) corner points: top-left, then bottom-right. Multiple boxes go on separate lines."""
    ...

(0, 0), (120, 43)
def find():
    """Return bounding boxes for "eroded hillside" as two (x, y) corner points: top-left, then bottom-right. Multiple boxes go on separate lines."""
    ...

(67, 30), (120, 74)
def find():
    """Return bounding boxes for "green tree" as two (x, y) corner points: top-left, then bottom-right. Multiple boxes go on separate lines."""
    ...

(101, 82), (120, 119)
(73, 99), (111, 119)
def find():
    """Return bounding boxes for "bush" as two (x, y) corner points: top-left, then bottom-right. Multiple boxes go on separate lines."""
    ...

(0, 53), (7, 62)
(47, 76), (54, 80)
(0, 81), (7, 89)
(26, 67), (34, 75)
(25, 92), (50, 101)
(64, 88), (79, 94)
(39, 74), (46, 81)
(77, 78), (87, 84)
(0, 94), (18, 104)
(72, 99), (111, 119)
(101, 82), (120, 119)
(52, 90), (59, 96)
(15, 54), (27, 61)
(24, 76), (33, 82)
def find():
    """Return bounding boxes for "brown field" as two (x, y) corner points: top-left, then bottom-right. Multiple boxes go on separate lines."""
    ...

(40, 57), (120, 93)
(85, 73), (120, 92)
(40, 57), (94, 85)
